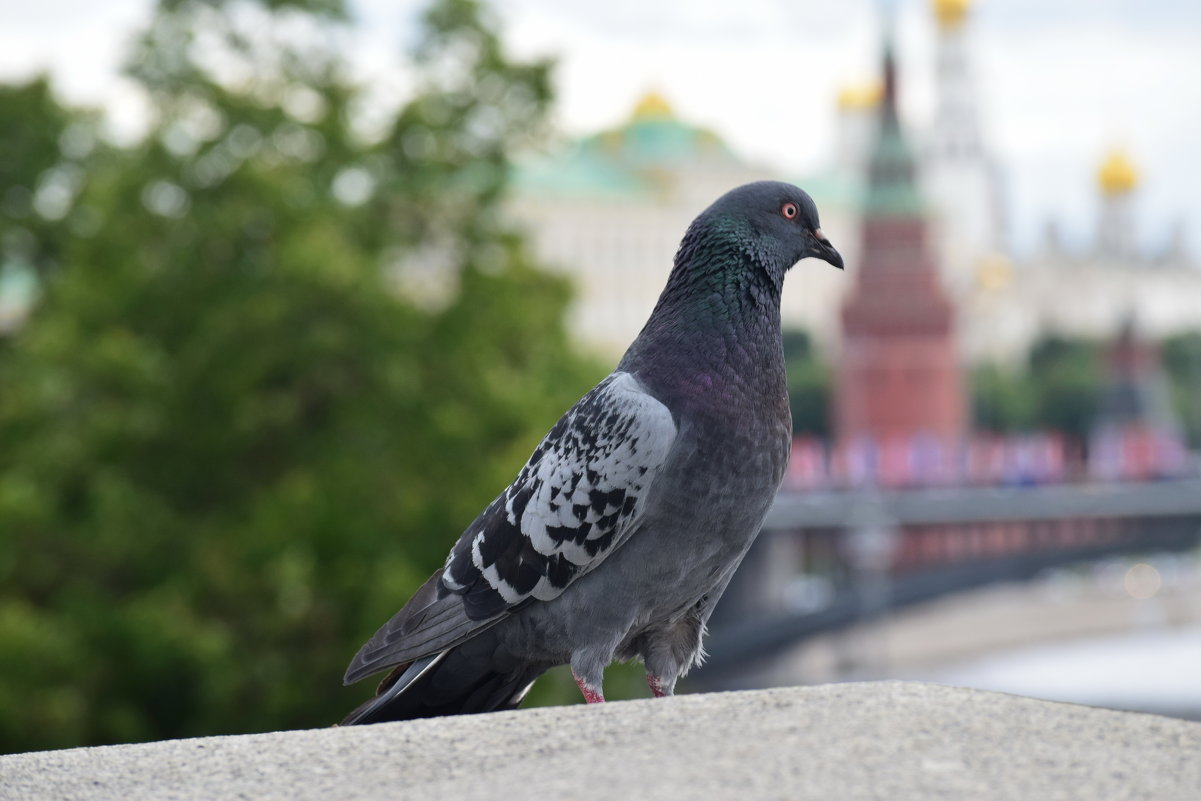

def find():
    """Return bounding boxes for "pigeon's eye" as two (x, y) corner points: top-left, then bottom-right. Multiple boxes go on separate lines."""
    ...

(781, 202), (799, 220)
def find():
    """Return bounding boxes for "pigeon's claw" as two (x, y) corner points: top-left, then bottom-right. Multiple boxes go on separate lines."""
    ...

(573, 672), (605, 704)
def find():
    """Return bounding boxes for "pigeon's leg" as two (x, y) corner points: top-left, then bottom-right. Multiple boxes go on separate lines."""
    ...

(572, 671), (605, 704)
(641, 605), (705, 699)
(646, 673), (674, 698)
(570, 645), (613, 704)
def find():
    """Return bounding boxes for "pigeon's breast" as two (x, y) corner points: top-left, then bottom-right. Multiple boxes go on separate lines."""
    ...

(639, 401), (791, 576)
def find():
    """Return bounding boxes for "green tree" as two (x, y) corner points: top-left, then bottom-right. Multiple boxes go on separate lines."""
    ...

(0, 77), (97, 281)
(0, 0), (603, 753)
(1162, 331), (1201, 447)
(1026, 335), (1104, 442)
(971, 363), (1035, 433)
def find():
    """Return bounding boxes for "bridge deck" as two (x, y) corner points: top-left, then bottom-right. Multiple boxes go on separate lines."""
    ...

(766, 478), (1201, 529)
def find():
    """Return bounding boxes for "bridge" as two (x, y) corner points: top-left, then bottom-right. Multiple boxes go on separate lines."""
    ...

(697, 478), (1201, 680)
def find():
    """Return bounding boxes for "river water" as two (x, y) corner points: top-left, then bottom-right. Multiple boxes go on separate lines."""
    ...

(925, 624), (1201, 720)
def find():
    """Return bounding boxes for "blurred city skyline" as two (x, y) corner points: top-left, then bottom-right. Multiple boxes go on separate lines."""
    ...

(1, 0), (1198, 257)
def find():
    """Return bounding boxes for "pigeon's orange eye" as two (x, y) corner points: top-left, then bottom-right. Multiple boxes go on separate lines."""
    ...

(781, 202), (799, 220)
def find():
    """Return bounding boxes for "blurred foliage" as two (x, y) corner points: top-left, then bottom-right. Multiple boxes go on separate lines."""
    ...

(975, 331), (1201, 446)
(970, 335), (1104, 440)
(0, 77), (98, 282)
(782, 328), (829, 437)
(970, 363), (1036, 433)
(0, 0), (606, 753)
(1163, 331), (1201, 446)
(1026, 335), (1105, 442)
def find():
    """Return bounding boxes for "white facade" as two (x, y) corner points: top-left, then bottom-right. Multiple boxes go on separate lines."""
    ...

(507, 100), (858, 357)
(921, 5), (1005, 304)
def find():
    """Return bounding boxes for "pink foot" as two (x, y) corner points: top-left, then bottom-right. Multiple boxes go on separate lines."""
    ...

(647, 674), (669, 698)
(573, 672), (604, 704)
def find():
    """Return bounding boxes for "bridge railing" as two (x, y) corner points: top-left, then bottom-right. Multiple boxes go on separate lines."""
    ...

(785, 428), (1194, 492)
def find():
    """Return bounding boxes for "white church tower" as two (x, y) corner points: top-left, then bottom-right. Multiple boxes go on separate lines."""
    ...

(1094, 148), (1139, 261)
(922, 0), (1004, 297)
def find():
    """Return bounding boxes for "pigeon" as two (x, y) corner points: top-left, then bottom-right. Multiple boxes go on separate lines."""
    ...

(341, 181), (843, 724)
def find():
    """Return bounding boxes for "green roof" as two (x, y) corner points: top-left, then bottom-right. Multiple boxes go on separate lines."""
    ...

(862, 124), (925, 218)
(513, 146), (647, 199)
(789, 170), (865, 211)
(513, 94), (872, 214)
(577, 117), (737, 170)
(512, 97), (740, 199)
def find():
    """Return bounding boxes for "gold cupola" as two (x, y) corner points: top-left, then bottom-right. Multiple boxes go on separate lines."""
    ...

(1097, 148), (1139, 196)
(836, 81), (883, 112)
(631, 91), (674, 120)
(932, 0), (972, 30)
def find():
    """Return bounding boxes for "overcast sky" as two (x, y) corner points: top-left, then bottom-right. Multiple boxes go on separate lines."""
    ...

(3, 0), (1198, 257)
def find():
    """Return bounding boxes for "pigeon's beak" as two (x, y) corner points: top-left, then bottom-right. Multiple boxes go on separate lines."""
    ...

(809, 228), (844, 270)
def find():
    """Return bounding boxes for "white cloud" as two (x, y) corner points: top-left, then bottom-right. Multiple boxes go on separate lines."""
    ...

(0, 0), (147, 103)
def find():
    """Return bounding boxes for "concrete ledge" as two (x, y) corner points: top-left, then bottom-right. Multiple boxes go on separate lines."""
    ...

(3, 682), (1199, 800)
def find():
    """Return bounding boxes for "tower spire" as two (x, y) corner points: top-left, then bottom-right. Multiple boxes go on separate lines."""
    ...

(864, 29), (924, 219)
(882, 37), (897, 124)
(878, 0), (901, 130)
(835, 23), (966, 482)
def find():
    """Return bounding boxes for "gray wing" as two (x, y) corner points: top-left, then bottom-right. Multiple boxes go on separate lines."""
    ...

(344, 371), (677, 685)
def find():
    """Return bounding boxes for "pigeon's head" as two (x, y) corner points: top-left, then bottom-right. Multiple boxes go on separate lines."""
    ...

(698, 181), (844, 282)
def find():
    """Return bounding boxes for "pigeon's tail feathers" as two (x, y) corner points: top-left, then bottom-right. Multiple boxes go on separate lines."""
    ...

(339, 652), (447, 725)
(343, 570), (504, 687)
(339, 645), (543, 725)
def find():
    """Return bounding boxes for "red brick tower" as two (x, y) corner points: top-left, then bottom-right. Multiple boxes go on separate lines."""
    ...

(835, 37), (967, 471)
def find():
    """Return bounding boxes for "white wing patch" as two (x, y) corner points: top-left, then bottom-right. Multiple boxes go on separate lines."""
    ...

(441, 372), (677, 619)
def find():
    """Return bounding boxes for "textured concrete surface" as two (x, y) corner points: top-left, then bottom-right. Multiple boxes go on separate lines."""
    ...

(3, 681), (1200, 801)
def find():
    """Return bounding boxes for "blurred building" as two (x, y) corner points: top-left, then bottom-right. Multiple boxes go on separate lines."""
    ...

(509, 0), (1200, 365)
(922, 0), (1006, 299)
(974, 148), (1201, 363)
(919, 0), (1200, 363)
(835, 37), (966, 475)
(506, 93), (857, 356)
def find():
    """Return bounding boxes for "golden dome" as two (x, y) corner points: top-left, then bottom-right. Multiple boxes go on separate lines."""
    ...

(836, 81), (882, 111)
(1097, 149), (1139, 196)
(975, 253), (1012, 293)
(932, 0), (972, 29)
(631, 91), (674, 120)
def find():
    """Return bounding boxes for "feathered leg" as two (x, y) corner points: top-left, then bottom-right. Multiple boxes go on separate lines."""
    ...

(640, 599), (708, 700)
(646, 674), (672, 697)
(573, 672), (605, 704)
(571, 638), (617, 704)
